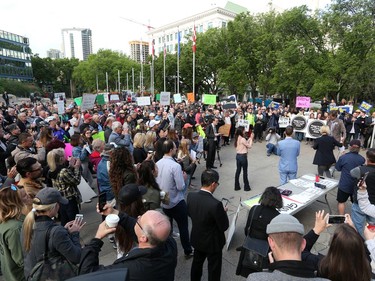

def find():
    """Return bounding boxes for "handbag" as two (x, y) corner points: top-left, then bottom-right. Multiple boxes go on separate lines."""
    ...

(240, 206), (270, 272)
(28, 226), (78, 281)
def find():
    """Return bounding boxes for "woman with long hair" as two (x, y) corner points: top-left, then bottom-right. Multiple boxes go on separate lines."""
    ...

(47, 148), (82, 225)
(133, 132), (147, 165)
(22, 188), (84, 279)
(319, 224), (371, 281)
(109, 147), (137, 198)
(144, 130), (156, 152)
(234, 126), (253, 191)
(236, 186), (282, 277)
(177, 139), (197, 189)
(138, 160), (161, 210)
(0, 185), (26, 281)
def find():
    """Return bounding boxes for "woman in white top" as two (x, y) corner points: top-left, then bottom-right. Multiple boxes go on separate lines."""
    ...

(234, 126), (253, 191)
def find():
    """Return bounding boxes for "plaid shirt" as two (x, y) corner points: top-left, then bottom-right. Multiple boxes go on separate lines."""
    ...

(52, 167), (81, 201)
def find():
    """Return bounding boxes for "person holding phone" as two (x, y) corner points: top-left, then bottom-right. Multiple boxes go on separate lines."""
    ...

(351, 148), (375, 236)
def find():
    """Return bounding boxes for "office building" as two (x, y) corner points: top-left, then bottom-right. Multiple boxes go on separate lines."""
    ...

(0, 30), (33, 81)
(47, 48), (63, 59)
(62, 28), (93, 61)
(148, 1), (247, 55)
(129, 40), (149, 63)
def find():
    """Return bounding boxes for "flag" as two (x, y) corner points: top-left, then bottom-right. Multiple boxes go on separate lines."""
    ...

(177, 30), (181, 57)
(192, 24), (196, 53)
(152, 39), (155, 60)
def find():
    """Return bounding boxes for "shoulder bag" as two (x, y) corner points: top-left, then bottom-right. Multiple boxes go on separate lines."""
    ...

(240, 205), (270, 272)
(28, 226), (78, 281)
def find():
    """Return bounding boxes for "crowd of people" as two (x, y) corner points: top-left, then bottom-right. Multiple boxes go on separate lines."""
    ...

(0, 94), (374, 280)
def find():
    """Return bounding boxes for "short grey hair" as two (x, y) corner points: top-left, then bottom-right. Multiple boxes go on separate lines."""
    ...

(112, 121), (122, 131)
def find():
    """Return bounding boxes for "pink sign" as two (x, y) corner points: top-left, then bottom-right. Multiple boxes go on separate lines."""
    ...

(64, 143), (73, 159)
(296, 96), (311, 108)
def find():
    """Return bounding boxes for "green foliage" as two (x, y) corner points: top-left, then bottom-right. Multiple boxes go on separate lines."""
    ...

(0, 79), (40, 97)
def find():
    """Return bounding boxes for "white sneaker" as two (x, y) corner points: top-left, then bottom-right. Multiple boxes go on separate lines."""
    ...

(172, 231), (180, 239)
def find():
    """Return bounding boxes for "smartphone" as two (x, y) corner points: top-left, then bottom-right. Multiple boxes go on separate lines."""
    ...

(98, 192), (107, 212)
(358, 172), (369, 187)
(281, 189), (292, 196)
(75, 214), (83, 221)
(328, 215), (345, 224)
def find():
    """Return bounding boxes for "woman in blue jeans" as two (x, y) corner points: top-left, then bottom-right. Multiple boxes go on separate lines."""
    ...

(234, 126), (253, 191)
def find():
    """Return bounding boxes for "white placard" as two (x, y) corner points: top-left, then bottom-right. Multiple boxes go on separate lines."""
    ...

(291, 115), (308, 133)
(54, 92), (65, 103)
(57, 100), (65, 115)
(81, 94), (97, 111)
(237, 119), (250, 131)
(278, 116), (290, 128)
(110, 94), (120, 103)
(102, 93), (109, 103)
(305, 119), (327, 139)
(137, 96), (151, 106)
(77, 176), (97, 202)
(173, 93), (182, 103)
(160, 92), (171, 105)
(226, 203), (241, 250)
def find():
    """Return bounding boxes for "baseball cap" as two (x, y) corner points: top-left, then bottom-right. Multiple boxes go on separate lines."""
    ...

(149, 120), (160, 128)
(45, 116), (56, 123)
(119, 110), (125, 114)
(149, 113), (155, 117)
(266, 214), (304, 235)
(118, 184), (147, 206)
(183, 123), (193, 129)
(349, 139), (361, 147)
(84, 113), (92, 120)
(34, 187), (68, 205)
(192, 132), (199, 138)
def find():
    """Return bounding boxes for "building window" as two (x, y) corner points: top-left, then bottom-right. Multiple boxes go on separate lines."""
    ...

(222, 21), (227, 28)
(199, 25), (203, 32)
(208, 22), (213, 29)
(175, 33), (177, 40)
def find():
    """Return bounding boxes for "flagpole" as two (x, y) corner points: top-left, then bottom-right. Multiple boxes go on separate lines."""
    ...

(132, 68), (135, 93)
(151, 37), (155, 99)
(192, 24), (196, 98)
(106, 72), (109, 93)
(163, 33), (166, 92)
(96, 74), (99, 93)
(118, 70), (120, 92)
(140, 39), (144, 96)
(177, 28), (180, 94)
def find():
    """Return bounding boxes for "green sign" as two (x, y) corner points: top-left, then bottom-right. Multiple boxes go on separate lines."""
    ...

(156, 94), (160, 101)
(74, 97), (82, 106)
(92, 131), (105, 141)
(96, 95), (105, 105)
(203, 94), (216, 105)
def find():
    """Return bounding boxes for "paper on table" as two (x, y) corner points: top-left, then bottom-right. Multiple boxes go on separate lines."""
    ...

(302, 175), (316, 181)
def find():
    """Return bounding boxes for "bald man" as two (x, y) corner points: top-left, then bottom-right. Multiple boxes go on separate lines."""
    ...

(79, 209), (177, 281)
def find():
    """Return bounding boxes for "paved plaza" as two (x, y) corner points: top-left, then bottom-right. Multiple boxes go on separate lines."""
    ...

(76, 140), (357, 281)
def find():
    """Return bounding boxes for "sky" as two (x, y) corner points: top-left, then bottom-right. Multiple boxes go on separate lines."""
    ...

(1, 0), (331, 58)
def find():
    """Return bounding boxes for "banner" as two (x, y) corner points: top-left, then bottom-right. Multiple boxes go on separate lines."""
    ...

(269, 101), (280, 109)
(187, 92), (195, 102)
(291, 115), (308, 133)
(155, 94), (160, 101)
(54, 92), (66, 103)
(81, 94), (97, 111)
(222, 95), (237, 109)
(329, 105), (353, 114)
(305, 119), (327, 139)
(160, 92), (170, 105)
(173, 93), (182, 103)
(278, 116), (290, 128)
(137, 97), (151, 106)
(109, 94), (120, 103)
(296, 96), (311, 108)
(359, 101), (373, 112)
(218, 124), (231, 137)
(74, 97), (82, 106)
(202, 94), (216, 105)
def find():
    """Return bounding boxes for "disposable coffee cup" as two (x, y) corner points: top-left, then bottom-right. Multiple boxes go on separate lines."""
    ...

(105, 214), (119, 228)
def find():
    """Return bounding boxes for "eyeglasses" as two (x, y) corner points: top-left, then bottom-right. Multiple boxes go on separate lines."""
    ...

(216, 182), (220, 186)
(30, 166), (42, 172)
(136, 215), (147, 235)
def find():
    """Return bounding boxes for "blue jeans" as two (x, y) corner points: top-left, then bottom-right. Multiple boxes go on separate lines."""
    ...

(163, 200), (192, 255)
(235, 154), (250, 190)
(266, 143), (277, 155)
(351, 203), (375, 238)
(279, 171), (297, 185)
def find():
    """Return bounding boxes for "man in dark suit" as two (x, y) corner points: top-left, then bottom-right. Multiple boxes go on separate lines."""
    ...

(205, 117), (219, 169)
(187, 169), (229, 281)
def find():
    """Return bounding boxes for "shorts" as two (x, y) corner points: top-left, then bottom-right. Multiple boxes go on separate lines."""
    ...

(336, 189), (353, 203)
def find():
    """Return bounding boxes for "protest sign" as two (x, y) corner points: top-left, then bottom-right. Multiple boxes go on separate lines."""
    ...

(137, 97), (151, 106)
(81, 94), (97, 111)
(202, 94), (216, 105)
(359, 101), (373, 112)
(57, 100), (65, 115)
(291, 115), (307, 132)
(187, 92), (195, 102)
(237, 119), (250, 131)
(269, 101), (280, 109)
(96, 95), (105, 105)
(160, 92), (171, 105)
(109, 94), (120, 103)
(54, 92), (65, 103)
(278, 116), (290, 128)
(218, 124), (231, 137)
(305, 119), (326, 139)
(155, 94), (160, 101)
(173, 93), (182, 103)
(296, 96), (311, 108)
(92, 131), (105, 141)
(74, 97), (82, 106)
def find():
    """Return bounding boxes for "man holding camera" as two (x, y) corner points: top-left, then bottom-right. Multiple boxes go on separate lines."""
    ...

(266, 127), (281, 156)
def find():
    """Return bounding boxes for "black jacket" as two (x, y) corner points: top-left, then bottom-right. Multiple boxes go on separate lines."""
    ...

(187, 190), (229, 253)
(79, 213), (177, 281)
(312, 135), (342, 166)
